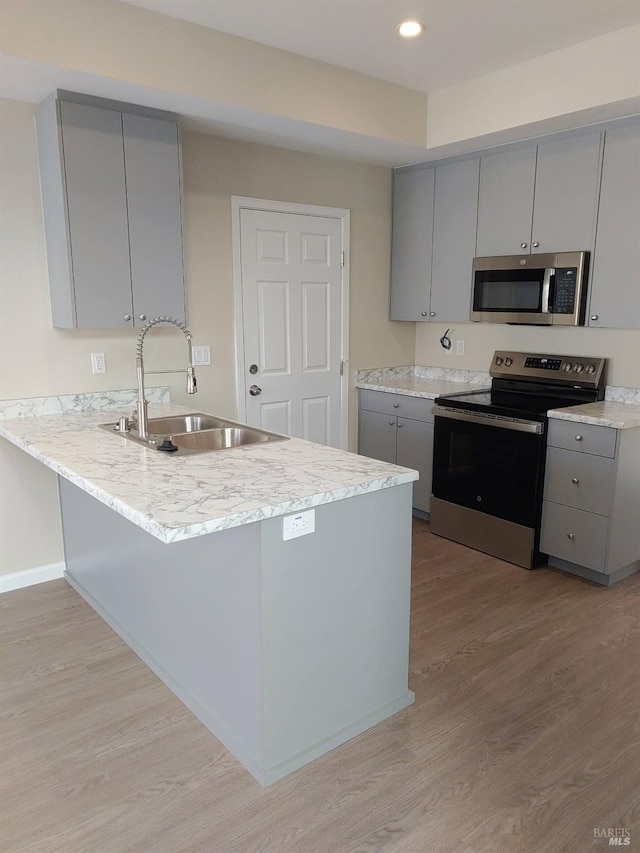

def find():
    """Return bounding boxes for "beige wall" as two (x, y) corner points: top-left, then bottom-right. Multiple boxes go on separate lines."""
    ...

(427, 25), (640, 149)
(416, 323), (640, 388)
(0, 0), (428, 147)
(0, 96), (415, 576)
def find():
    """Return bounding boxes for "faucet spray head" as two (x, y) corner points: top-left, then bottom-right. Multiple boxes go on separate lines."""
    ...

(186, 367), (197, 394)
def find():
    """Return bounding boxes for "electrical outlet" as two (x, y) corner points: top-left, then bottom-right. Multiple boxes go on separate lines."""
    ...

(193, 345), (211, 366)
(455, 340), (465, 357)
(91, 352), (106, 374)
(282, 509), (315, 541)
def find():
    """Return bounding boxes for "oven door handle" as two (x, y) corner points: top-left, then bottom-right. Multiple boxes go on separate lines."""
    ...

(433, 406), (545, 435)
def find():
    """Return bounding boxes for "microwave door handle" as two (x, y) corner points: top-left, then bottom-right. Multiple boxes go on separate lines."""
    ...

(541, 267), (556, 313)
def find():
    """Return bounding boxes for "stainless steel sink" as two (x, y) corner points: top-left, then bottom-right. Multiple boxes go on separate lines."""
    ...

(99, 412), (287, 455)
(145, 413), (226, 434)
(171, 426), (279, 452)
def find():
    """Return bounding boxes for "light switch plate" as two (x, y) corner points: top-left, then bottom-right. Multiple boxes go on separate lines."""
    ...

(193, 346), (211, 366)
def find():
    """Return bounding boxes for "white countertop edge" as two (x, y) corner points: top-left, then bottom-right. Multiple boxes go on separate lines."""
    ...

(0, 422), (418, 544)
(547, 408), (640, 430)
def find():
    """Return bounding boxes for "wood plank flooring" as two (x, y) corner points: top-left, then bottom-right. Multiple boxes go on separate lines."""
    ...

(1, 519), (639, 853)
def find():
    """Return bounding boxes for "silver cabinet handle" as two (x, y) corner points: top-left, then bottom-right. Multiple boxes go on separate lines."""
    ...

(567, 533), (575, 541)
(139, 314), (147, 322)
(574, 435), (583, 441)
(249, 385), (262, 396)
(590, 315), (599, 322)
(421, 311), (427, 317)
(388, 420), (395, 426)
(398, 422), (404, 428)
(430, 312), (436, 317)
(520, 242), (527, 249)
(124, 314), (132, 321)
(393, 403), (399, 408)
(571, 477), (580, 484)
(532, 241), (540, 248)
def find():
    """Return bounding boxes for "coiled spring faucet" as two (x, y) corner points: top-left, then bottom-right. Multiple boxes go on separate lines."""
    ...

(135, 316), (197, 440)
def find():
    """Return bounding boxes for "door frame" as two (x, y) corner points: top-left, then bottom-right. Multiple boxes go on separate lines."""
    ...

(231, 196), (350, 450)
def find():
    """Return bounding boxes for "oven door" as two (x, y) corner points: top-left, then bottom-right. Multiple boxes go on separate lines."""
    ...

(432, 407), (546, 528)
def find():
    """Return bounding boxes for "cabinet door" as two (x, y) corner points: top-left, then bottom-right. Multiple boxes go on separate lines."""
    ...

(476, 145), (537, 256)
(531, 132), (602, 254)
(358, 409), (397, 465)
(588, 124), (640, 329)
(396, 417), (434, 513)
(123, 114), (186, 326)
(389, 168), (434, 321)
(59, 101), (133, 327)
(431, 158), (479, 322)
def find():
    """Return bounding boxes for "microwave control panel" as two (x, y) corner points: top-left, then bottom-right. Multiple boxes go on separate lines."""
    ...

(553, 268), (578, 314)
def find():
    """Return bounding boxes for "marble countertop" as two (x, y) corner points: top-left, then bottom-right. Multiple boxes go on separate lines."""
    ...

(0, 404), (418, 544)
(547, 401), (640, 429)
(356, 377), (483, 399)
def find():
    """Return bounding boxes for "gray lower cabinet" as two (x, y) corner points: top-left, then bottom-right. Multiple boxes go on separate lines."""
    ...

(389, 158), (478, 324)
(588, 123), (640, 329)
(540, 419), (640, 585)
(358, 390), (433, 513)
(36, 91), (186, 329)
(476, 131), (602, 257)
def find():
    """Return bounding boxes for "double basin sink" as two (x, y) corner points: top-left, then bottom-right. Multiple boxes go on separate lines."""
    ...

(100, 412), (287, 456)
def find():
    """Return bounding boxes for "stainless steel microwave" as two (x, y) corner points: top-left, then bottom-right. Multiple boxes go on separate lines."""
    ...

(471, 251), (589, 325)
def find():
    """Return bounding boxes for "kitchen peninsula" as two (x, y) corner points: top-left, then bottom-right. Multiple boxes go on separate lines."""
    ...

(0, 403), (417, 785)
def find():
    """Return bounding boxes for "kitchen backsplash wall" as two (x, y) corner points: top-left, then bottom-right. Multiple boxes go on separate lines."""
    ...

(415, 323), (640, 389)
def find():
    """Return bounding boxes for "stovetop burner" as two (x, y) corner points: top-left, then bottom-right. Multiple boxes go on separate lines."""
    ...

(436, 350), (607, 419)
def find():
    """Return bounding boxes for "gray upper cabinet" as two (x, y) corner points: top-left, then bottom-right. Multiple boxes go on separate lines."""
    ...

(389, 159), (478, 324)
(389, 168), (434, 321)
(36, 92), (186, 329)
(588, 124), (640, 329)
(476, 146), (537, 256)
(531, 132), (602, 255)
(122, 113), (186, 325)
(430, 158), (479, 322)
(476, 132), (602, 257)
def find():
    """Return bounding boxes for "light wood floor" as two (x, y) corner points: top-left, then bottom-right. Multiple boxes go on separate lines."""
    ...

(2, 520), (639, 853)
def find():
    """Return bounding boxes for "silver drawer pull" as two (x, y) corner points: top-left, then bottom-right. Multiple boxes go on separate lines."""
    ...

(398, 423), (404, 428)
(567, 532), (575, 541)
(388, 420), (395, 426)
(571, 477), (580, 484)
(574, 435), (583, 441)
(393, 403), (399, 408)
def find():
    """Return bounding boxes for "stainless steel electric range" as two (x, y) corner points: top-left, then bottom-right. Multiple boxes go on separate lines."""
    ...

(430, 350), (607, 569)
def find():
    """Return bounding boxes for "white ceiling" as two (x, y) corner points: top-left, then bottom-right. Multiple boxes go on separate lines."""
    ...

(121, 0), (640, 92)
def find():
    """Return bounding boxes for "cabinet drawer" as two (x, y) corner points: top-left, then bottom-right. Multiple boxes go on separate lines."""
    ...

(547, 419), (617, 458)
(358, 390), (433, 422)
(540, 501), (608, 572)
(544, 448), (615, 515)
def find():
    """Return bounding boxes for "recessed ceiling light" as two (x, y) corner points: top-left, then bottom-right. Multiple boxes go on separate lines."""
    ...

(397, 20), (425, 38)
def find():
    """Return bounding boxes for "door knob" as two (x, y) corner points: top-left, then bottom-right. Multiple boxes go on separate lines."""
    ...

(249, 385), (262, 396)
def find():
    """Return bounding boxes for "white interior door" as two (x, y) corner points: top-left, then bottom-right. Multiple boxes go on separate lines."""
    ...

(237, 204), (347, 448)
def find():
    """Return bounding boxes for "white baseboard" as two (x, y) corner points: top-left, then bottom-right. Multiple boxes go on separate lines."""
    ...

(0, 562), (66, 594)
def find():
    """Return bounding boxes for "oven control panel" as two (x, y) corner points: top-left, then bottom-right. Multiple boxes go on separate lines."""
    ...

(491, 351), (606, 388)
